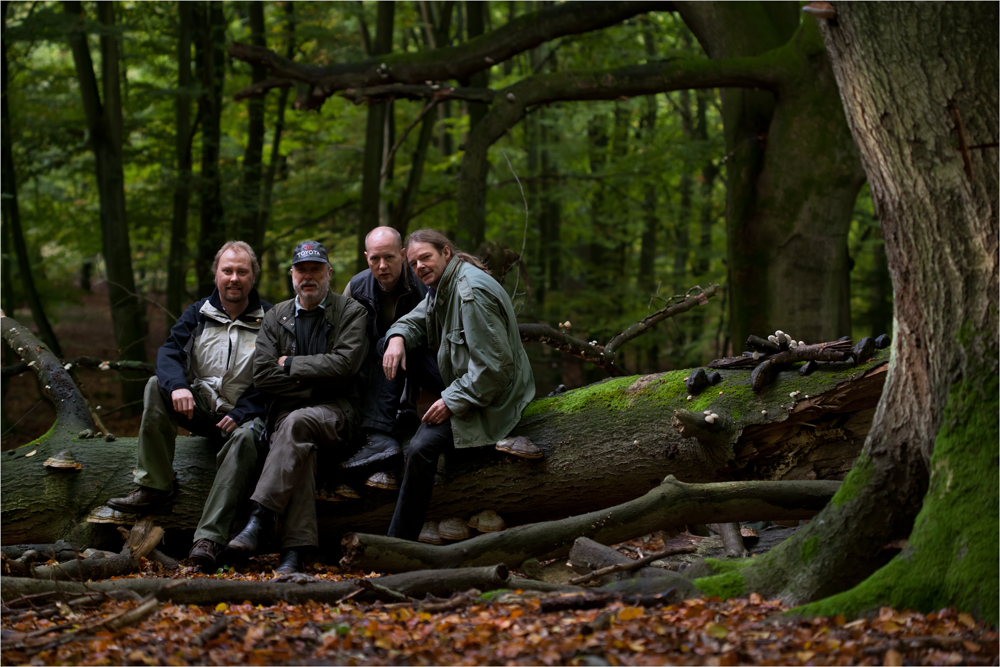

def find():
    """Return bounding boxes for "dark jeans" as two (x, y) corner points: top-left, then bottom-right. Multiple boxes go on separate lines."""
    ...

(387, 419), (454, 540)
(362, 336), (445, 434)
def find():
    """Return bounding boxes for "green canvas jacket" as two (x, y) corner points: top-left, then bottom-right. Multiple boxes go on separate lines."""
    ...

(253, 292), (369, 423)
(386, 257), (535, 448)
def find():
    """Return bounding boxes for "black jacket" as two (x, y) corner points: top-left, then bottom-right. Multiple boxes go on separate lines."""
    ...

(345, 264), (428, 350)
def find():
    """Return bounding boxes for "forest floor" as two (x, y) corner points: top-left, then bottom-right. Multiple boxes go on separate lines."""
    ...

(2, 531), (997, 666)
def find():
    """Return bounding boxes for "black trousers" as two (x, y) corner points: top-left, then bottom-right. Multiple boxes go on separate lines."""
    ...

(387, 418), (454, 540)
(361, 336), (445, 434)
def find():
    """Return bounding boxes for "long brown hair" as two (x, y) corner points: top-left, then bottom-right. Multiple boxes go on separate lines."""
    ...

(404, 228), (489, 272)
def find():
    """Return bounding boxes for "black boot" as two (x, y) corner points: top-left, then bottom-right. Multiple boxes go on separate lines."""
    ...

(341, 431), (402, 469)
(275, 547), (305, 575)
(227, 502), (273, 553)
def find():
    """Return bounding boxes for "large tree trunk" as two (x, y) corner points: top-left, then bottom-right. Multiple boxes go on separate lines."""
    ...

(166, 1), (195, 322)
(356, 2), (395, 272)
(239, 0), (267, 252)
(194, 1), (227, 297)
(1, 314), (888, 550)
(703, 3), (999, 624)
(63, 1), (148, 409)
(676, 3), (865, 348)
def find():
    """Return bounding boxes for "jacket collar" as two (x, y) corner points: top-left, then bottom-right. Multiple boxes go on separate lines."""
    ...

(206, 287), (264, 322)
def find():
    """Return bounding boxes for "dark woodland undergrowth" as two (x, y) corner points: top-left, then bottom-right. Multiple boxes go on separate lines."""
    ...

(3, 534), (996, 666)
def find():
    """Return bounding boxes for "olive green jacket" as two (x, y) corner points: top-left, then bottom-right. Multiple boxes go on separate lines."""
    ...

(386, 258), (535, 448)
(253, 292), (369, 423)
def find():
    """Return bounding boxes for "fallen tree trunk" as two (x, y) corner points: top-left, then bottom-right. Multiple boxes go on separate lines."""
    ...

(340, 477), (840, 573)
(2, 306), (888, 549)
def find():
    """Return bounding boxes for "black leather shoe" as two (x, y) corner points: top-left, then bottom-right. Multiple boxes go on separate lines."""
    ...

(341, 431), (402, 469)
(107, 486), (175, 513)
(275, 548), (304, 575)
(227, 502), (273, 552)
(188, 538), (225, 571)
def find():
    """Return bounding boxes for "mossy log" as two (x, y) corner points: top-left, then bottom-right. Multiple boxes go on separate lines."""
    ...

(1, 328), (888, 550)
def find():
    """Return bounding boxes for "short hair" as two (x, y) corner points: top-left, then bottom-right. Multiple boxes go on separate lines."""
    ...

(404, 228), (488, 272)
(212, 241), (260, 284)
(365, 226), (403, 251)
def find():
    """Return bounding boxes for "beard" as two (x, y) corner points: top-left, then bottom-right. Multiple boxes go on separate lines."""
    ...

(220, 285), (245, 303)
(295, 279), (329, 307)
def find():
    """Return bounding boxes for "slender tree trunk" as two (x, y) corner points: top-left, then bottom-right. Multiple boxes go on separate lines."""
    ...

(715, 3), (999, 623)
(357, 2), (395, 271)
(195, 1), (227, 297)
(167, 1), (195, 322)
(240, 0), (267, 252)
(63, 1), (148, 411)
(2, 30), (61, 356)
(259, 1), (295, 295)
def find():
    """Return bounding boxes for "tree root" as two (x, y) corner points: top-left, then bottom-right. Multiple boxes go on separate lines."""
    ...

(340, 477), (841, 573)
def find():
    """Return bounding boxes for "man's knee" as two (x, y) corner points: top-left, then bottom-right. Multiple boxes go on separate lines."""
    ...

(276, 406), (345, 447)
(217, 424), (258, 466)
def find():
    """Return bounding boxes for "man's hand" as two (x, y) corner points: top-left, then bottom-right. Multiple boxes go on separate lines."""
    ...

(171, 388), (195, 420)
(382, 336), (407, 381)
(216, 415), (238, 434)
(278, 355), (288, 368)
(422, 398), (453, 424)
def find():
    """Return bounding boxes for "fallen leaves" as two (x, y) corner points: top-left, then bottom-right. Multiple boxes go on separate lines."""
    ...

(3, 585), (997, 666)
(2, 554), (998, 665)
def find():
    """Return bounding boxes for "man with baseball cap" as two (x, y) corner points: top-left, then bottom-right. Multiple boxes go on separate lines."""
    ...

(227, 240), (368, 574)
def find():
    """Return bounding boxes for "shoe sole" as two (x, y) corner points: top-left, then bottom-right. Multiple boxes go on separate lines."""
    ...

(495, 445), (544, 459)
(341, 448), (402, 469)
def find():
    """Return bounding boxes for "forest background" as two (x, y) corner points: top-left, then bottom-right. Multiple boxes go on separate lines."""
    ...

(1, 1), (891, 447)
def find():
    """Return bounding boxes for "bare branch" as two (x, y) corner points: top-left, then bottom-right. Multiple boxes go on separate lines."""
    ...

(605, 283), (720, 357)
(229, 2), (674, 102)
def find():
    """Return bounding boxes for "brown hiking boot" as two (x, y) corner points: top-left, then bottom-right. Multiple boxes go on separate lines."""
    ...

(106, 486), (175, 513)
(188, 539), (225, 571)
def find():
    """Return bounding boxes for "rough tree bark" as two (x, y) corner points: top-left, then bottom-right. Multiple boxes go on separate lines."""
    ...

(1, 309), (889, 550)
(696, 3), (999, 624)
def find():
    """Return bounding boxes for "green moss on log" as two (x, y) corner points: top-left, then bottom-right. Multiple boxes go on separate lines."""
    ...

(694, 559), (752, 599)
(795, 368), (999, 623)
(830, 455), (873, 508)
(799, 536), (820, 564)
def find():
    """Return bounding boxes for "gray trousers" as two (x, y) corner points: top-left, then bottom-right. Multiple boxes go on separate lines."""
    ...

(134, 376), (263, 545)
(251, 402), (353, 549)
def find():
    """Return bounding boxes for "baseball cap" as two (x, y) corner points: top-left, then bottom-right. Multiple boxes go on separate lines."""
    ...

(291, 240), (329, 265)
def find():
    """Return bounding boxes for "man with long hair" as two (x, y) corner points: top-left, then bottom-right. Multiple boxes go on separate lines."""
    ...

(380, 229), (536, 540)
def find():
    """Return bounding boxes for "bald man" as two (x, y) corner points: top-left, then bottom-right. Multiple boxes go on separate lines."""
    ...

(340, 226), (432, 470)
